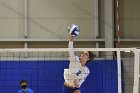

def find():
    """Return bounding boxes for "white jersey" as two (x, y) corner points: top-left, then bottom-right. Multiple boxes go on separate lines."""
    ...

(64, 41), (90, 87)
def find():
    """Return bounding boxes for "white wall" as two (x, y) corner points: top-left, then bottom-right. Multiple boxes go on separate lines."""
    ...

(119, 0), (140, 39)
(0, 0), (95, 40)
(0, 0), (24, 38)
(0, 0), (140, 48)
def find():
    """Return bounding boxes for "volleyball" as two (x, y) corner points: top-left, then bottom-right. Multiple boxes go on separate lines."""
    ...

(68, 24), (80, 36)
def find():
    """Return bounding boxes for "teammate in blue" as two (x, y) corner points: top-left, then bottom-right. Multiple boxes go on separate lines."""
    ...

(63, 35), (95, 93)
(17, 80), (34, 93)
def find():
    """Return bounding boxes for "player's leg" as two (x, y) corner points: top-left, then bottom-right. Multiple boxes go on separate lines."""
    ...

(73, 90), (80, 93)
(73, 88), (80, 93)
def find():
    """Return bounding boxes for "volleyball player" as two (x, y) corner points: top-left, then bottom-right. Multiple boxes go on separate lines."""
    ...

(63, 35), (95, 93)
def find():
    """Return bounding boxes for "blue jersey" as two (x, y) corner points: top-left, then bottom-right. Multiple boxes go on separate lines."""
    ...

(17, 88), (34, 93)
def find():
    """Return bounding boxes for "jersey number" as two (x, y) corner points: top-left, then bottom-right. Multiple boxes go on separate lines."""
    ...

(76, 70), (81, 76)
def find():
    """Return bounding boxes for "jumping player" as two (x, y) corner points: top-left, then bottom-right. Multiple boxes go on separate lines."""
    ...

(63, 35), (95, 93)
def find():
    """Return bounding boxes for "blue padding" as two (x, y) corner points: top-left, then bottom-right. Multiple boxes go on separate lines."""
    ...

(0, 60), (124, 93)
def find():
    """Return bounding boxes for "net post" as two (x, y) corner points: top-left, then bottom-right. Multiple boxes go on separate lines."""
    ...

(117, 48), (122, 93)
(132, 49), (140, 93)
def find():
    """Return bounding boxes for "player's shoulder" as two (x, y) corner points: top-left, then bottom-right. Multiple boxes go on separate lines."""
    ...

(27, 88), (34, 92)
(84, 66), (90, 73)
(17, 89), (22, 93)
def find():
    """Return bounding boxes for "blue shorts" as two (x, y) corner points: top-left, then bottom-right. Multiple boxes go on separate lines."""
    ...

(63, 85), (80, 93)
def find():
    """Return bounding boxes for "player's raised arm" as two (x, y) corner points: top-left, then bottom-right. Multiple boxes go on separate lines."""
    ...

(68, 24), (80, 63)
(68, 35), (75, 62)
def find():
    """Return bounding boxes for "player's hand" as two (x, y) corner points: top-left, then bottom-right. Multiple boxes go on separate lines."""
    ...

(73, 84), (79, 88)
(73, 79), (79, 88)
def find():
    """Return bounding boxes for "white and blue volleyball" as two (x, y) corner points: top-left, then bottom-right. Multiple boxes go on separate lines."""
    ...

(68, 24), (80, 36)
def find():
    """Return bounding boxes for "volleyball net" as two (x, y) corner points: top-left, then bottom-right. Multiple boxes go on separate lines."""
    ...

(0, 48), (139, 93)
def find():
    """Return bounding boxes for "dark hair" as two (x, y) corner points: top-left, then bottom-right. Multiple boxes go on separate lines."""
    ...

(20, 80), (27, 85)
(87, 51), (96, 63)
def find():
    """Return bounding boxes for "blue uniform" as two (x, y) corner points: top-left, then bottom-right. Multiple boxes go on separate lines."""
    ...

(17, 88), (34, 93)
